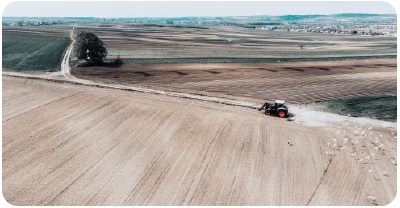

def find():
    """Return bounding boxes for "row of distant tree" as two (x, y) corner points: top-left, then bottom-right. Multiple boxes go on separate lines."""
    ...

(2, 21), (63, 26)
(351, 30), (385, 36)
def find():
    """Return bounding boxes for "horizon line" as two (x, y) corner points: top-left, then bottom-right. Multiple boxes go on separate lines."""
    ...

(3, 12), (397, 19)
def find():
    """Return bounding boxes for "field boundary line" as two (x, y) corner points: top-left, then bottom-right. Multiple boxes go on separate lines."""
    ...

(2, 72), (260, 109)
(3, 72), (397, 129)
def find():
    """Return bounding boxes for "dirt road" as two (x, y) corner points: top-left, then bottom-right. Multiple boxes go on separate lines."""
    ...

(2, 76), (396, 205)
(60, 27), (76, 81)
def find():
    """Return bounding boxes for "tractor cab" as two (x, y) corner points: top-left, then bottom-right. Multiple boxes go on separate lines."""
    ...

(259, 100), (289, 118)
(275, 100), (285, 108)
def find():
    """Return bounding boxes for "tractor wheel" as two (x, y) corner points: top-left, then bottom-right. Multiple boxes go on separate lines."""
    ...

(278, 110), (287, 118)
(265, 110), (271, 116)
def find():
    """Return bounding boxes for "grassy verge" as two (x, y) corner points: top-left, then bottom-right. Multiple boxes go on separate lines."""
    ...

(2, 33), (70, 72)
(69, 60), (79, 67)
(109, 55), (396, 64)
(312, 95), (397, 122)
(106, 48), (396, 56)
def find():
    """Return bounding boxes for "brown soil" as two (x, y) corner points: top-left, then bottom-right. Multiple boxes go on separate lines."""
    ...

(72, 59), (397, 104)
(2, 76), (397, 205)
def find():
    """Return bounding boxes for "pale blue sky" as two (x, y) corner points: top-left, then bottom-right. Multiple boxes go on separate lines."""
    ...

(2, 1), (397, 17)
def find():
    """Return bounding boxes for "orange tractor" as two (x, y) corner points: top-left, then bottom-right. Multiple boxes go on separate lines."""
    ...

(258, 100), (289, 118)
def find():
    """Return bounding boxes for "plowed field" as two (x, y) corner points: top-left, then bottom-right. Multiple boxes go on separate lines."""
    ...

(3, 76), (396, 206)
